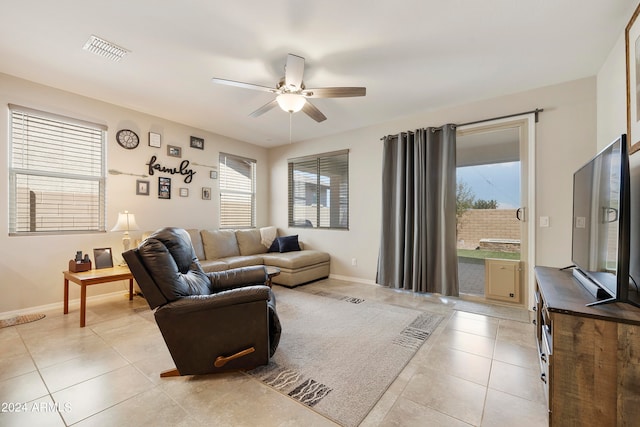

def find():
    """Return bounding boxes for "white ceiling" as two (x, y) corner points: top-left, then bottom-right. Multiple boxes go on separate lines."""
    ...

(0, 1), (636, 147)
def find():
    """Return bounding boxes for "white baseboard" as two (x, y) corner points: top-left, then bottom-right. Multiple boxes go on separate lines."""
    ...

(0, 291), (127, 319)
(329, 274), (377, 286)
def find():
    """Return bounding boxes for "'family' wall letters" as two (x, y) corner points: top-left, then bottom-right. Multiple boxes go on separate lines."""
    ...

(146, 155), (196, 183)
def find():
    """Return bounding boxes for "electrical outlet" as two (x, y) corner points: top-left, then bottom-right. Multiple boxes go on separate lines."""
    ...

(351, 258), (357, 266)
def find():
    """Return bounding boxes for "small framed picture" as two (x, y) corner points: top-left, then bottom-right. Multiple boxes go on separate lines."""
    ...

(179, 188), (189, 197)
(202, 187), (211, 200)
(190, 136), (204, 150)
(167, 145), (181, 158)
(210, 170), (218, 179)
(93, 248), (114, 269)
(136, 179), (149, 196)
(149, 132), (161, 148)
(159, 177), (171, 199)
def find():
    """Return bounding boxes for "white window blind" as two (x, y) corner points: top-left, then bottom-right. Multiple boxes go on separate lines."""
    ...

(9, 105), (106, 234)
(288, 150), (349, 229)
(219, 153), (256, 228)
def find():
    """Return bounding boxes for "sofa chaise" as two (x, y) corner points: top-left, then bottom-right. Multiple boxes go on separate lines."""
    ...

(143, 227), (330, 287)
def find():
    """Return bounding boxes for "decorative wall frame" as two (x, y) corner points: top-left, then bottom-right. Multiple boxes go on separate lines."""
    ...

(93, 247), (114, 269)
(179, 187), (189, 197)
(625, 2), (640, 154)
(136, 179), (150, 195)
(167, 145), (182, 158)
(202, 187), (211, 200)
(149, 132), (161, 148)
(159, 177), (171, 199)
(190, 136), (204, 150)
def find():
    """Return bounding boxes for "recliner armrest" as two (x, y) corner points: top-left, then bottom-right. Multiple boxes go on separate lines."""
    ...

(157, 285), (270, 315)
(208, 265), (268, 291)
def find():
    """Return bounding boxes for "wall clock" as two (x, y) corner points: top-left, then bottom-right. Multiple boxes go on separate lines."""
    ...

(116, 129), (140, 149)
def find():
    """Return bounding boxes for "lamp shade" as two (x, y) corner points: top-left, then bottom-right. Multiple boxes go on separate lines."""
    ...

(276, 93), (306, 113)
(111, 211), (140, 232)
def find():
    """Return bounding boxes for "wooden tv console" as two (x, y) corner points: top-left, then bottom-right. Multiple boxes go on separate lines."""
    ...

(534, 266), (640, 426)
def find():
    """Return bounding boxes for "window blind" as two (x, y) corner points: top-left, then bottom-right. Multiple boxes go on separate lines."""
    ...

(219, 153), (256, 228)
(9, 106), (106, 234)
(288, 150), (349, 229)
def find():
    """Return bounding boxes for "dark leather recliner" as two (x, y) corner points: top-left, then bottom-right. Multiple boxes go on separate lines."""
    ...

(123, 227), (281, 376)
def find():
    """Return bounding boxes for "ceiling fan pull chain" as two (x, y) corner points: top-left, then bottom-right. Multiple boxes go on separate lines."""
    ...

(289, 112), (293, 144)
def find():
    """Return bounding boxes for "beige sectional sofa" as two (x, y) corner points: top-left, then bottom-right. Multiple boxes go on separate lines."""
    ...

(182, 228), (330, 287)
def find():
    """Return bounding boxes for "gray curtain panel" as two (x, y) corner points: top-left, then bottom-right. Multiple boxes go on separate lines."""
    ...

(376, 126), (459, 296)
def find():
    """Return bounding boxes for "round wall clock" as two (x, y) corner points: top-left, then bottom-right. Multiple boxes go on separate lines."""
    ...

(116, 129), (140, 149)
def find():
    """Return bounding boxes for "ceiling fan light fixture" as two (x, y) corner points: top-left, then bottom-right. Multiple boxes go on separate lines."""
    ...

(276, 93), (306, 113)
(211, 53), (365, 122)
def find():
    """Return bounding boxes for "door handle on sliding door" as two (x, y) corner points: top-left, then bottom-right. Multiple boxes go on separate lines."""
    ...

(516, 207), (525, 221)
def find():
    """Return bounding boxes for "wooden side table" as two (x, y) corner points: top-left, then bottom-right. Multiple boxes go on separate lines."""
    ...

(63, 266), (134, 327)
(265, 266), (281, 288)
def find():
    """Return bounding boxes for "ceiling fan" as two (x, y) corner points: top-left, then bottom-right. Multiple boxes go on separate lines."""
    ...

(211, 53), (366, 122)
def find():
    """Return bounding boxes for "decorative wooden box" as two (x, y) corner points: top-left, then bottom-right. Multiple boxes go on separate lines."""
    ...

(69, 259), (92, 272)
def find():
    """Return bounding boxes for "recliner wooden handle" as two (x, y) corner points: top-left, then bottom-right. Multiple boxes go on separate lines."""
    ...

(214, 347), (255, 368)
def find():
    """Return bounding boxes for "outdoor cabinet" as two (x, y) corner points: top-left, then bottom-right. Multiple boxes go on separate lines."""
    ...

(484, 259), (522, 303)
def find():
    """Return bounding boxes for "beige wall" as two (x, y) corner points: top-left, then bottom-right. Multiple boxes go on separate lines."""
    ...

(269, 77), (598, 282)
(268, 125), (383, 278)
(597, 28), (628, 150)
(1, 18), (631, 313)
(0, 73), (268, 313)
(597, 8), (640, 286)
(0, 73), (601, 314)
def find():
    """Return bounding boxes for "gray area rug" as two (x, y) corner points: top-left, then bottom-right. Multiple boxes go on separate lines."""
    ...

(249, 287), (443, 427)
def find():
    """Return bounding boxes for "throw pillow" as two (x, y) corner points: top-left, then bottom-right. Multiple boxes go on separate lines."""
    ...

(267, 238), (280, 253)
(277, 235), (301, 253)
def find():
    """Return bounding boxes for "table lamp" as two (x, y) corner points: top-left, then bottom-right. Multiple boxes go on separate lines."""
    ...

(111, 211), (140, 252)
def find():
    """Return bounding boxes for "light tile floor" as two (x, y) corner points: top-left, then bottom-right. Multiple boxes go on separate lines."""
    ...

(0, 278), (548, 426)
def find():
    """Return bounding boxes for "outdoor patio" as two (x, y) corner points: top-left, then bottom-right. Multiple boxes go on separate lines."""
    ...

(458, 257), (486, 296)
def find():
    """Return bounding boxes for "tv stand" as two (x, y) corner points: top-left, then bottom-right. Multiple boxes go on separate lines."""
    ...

(534, 266), (640, 425)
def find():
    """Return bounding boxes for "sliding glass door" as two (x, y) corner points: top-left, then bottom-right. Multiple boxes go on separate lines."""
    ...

(456, 123), (528, 302)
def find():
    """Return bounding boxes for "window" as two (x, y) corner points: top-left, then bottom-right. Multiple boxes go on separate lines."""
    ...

(288, 150), (349, 229)
(9, 105), (106, 235)
(219, 153), (256, 228)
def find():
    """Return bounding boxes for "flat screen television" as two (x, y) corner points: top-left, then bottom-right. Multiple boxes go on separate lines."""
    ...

(571, 134), (637, 307)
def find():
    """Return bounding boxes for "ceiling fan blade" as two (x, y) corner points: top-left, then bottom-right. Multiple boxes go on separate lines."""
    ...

(302, 87), (366, 98)
(284, 54), (305, 90)
(249, 99), (278, 118)
(211, 77), (277, 94)
(302, 100), (327, 122)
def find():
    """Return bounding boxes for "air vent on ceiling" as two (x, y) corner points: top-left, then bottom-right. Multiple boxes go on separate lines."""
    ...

(82, 35), (129, 62)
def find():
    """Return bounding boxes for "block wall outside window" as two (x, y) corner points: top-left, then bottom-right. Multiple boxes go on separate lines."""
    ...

(288, 150), (349, 230)
(219, 152), (256, 228)
(8, 105), (106, 235)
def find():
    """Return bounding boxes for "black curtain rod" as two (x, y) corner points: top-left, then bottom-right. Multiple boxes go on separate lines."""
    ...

(380, 108), (544, 140)
(456, 108), (544, 127)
